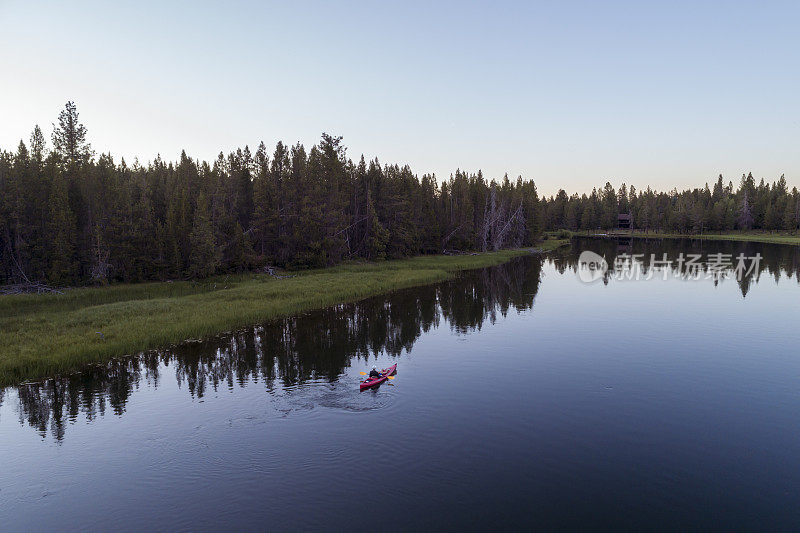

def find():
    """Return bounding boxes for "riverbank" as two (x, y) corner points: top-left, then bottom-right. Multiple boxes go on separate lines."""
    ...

(0, 240), (568, 386)
(579, 230), (800, 246)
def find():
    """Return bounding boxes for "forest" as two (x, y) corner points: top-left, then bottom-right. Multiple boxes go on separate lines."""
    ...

(540, 174), (800, 235)
(1, 101), (798, 287)
(0, 103), (540, 286)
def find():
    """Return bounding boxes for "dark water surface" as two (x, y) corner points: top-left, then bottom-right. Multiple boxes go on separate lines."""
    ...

(2, 239), (800, 531)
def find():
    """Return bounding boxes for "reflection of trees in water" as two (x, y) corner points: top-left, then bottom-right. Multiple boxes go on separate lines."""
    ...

(442, 257), (541, 332)
(2, 257), (543, 440)
(562, 238), (800, 296)
(14, 354), (162, 441)
(6, 240), (796, 440)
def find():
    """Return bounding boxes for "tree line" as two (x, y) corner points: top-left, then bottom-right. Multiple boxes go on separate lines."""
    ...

(540, 177), (800, 234)
(1, 102), (541, 286)
(2, 101), (797, 287)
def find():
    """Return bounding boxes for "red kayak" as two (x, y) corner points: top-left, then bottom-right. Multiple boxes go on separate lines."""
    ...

(359, 364), (397, 391)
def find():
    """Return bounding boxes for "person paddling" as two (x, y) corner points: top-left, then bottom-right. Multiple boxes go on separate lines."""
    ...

(368, 367), (381, 378)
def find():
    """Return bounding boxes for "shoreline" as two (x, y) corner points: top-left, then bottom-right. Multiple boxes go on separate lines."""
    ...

(0, 240), (568, 387)
(575, 231), (800, 247)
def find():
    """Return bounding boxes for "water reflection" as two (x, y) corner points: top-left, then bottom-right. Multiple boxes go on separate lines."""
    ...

(3, 257), (542, 441)
(5, 238), (799, 441)
(558, 237), (800, 296)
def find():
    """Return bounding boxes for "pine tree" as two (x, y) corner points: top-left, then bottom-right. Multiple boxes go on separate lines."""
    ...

(188, 192), (220, 278)
(271, 141), (293, 264)
(224, 221), (253, 272)
(784, 188), (799, 232)
(4, 101), (800, 288)
(783, 197), (796, 231)
(251, 141), (272, 258)
(47, 170), (77, 284)
(30, 125), (46, 162)
(580, 195), (596, 231)
(601, 182), (617, 229)
(51, 101), (92, 166)
(738, 190), (754, 230)
(232, 146), (254, 231)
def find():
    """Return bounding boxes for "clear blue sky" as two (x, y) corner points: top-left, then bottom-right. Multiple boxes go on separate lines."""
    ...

(1, 0), (798, 195)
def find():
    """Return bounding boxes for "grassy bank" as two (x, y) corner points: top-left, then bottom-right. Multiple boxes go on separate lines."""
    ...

(0, 240), (567, 386)
(579, 230), (800, 246)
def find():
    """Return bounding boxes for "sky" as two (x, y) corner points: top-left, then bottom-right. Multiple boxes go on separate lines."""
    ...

(1, 0), (798, 196)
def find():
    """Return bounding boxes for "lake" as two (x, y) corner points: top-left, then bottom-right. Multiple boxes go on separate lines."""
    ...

(2, 238), (799, 531)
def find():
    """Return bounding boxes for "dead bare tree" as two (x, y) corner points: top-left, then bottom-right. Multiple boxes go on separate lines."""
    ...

(491, 202), (524, 251)
(441, 223), (464, 252)
(477, 184), (526, 251)
(0, 236), (64, 294)
(90, 239), (112, 284)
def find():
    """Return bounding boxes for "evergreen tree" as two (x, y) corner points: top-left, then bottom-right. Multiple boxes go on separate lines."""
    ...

(188, 192), (220, 278)
(30, 125), (46, 161)
(785, 189), (800, 231)
(738, 190), (754, 230)
(2, 101), (797, 288)
(251, 141), (272, 257)
(52, 101), (92, 166)
(47, 170), (77, 284)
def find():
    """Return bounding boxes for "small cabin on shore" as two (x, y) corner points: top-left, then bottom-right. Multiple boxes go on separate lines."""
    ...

(617, 214), (632, 230)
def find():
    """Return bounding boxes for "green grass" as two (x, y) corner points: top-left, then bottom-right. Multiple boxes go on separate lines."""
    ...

(603, 230), (800, 246)
(0, 241), (567, 386)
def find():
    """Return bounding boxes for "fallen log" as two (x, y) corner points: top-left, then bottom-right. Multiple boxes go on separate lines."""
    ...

(0, 282), (65, 295)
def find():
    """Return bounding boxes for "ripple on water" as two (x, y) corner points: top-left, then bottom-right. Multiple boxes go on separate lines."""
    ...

(264, 376), (397, 416)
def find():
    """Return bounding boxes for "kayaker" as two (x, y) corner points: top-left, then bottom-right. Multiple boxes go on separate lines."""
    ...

(368, 367), (381, 378)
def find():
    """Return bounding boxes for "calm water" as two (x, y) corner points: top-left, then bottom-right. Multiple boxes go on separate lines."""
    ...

(2, 238), (800, 531)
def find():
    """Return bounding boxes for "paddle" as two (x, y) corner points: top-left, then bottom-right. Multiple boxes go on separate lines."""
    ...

(359, 371), (395, 380)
